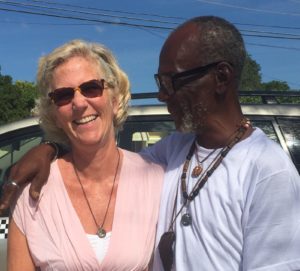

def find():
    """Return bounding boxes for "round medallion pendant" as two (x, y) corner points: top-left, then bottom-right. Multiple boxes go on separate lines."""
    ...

(192, 165), (202, 177)
(181, 213), (192, 226)
(97, 228), (106, 238)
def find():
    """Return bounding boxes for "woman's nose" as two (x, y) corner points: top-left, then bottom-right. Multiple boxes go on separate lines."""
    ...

(72, 91), (88, 109)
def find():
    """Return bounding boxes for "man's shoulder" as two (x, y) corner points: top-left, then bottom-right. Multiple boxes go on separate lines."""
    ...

(245, 128), (298, 174)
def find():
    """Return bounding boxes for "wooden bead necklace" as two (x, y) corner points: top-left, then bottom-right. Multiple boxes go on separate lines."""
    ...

(181, 117), (251, 204)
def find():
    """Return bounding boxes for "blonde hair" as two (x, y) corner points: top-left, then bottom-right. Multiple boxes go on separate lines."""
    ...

(37, 39), (131, 146)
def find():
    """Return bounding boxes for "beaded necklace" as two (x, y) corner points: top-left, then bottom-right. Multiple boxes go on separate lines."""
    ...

(180, 117), (251, 225)
(158, 117), (251, 271)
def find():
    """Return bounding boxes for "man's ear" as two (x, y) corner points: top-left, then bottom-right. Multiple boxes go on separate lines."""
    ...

(215, 62), (234, 95)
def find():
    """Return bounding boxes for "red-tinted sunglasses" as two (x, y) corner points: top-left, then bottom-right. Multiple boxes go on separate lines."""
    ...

(48, 79), (105, 106)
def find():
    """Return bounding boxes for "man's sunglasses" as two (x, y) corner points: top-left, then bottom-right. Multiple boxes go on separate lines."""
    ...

(154, 61), (224, 97)
(48, 79), (105, 106)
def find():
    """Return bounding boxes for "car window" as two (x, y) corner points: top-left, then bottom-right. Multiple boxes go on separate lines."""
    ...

(277, 117), (300, 171)
(117, 116), (175, 152)
(118, 115), (300, 174)
(0, 125), (43, 186)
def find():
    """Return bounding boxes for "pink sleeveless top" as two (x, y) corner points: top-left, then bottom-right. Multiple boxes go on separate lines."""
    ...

(13, 149), (164, 271)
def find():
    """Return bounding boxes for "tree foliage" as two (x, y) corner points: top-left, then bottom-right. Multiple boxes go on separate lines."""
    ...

(261, 80), (290, 91)
(239, 54), (294, 103)
(240, 53), (291, 92)
(0, 68), (39, 125)
(240, 53), (262, 91)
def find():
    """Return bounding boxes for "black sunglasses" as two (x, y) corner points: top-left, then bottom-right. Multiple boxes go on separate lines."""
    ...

(48, 79), (105, 106)
(154, 61), (223, 97)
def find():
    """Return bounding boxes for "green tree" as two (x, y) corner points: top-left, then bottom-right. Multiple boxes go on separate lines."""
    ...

(261, 80), (290, 91)
(238, 54), (297, 104)
(240, 53), (262, 91)
(15, 80), (39, 112)
(0, 70), (38, 125)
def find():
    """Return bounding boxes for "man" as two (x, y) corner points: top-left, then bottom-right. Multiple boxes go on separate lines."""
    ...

(1, 16), (300, 270)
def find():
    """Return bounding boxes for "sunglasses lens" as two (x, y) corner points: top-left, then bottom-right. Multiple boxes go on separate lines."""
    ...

(51, 88), (74, 106)
(155, 75), (174, 97)
(80, 80), (104, 98)
(49, 79), (105, 106)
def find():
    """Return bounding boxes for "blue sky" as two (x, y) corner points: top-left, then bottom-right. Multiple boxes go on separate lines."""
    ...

(0, 0), (300, 93)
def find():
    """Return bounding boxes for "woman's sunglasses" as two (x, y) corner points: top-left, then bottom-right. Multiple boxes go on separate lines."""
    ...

(48, 79), (105, 106)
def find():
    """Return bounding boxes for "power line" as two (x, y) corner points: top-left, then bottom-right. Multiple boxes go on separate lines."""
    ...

(26, 0), (300, 31)
(197, 0), (300, 17)
(242, 33), (300, 40)
(1, 4), (300, 42)
(1, 0), (300, 46)
(0, 20), (95, 25)
(2, 18), (300, 51)
(241, 29), (300, 39)
(234, 22), (300, 31)
(4, 0), (300, 32)
(0, 6), (174, 30)
(0, 0), (179, 25)
(246, 42), (300, 51)
(26, 0), (185, 20)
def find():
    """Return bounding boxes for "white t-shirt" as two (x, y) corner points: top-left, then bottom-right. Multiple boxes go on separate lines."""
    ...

(142, 128), (300, 271)
(86, 233), (111, 263)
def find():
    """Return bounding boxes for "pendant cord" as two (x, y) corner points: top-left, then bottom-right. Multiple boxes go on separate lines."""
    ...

(191, 146), (218, 178)
(194, 146), (217, 165)
(72, 148), (120, 234)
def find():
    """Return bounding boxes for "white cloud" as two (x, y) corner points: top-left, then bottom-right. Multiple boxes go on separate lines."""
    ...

(95, 26), (105, 33)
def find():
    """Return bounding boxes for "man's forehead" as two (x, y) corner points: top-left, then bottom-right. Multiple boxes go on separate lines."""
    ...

(158, 24), (204, 72)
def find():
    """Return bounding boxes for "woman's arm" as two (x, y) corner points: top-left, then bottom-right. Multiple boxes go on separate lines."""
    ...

(7, 218), (35, 271)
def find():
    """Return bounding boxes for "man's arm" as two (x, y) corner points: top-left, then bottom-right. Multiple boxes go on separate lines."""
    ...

(139, 133), (175, 167)
(0, 143), (56, 214)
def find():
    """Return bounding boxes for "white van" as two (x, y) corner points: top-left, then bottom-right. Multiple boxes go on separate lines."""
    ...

(0, 91), (299, 270)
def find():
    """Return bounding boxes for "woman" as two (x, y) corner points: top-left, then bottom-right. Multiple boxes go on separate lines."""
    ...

(8, 40), (164, 270)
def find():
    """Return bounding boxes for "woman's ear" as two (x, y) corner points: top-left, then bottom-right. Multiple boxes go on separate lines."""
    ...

(112, 95), (119, 116)
(215, 62), (234, 94)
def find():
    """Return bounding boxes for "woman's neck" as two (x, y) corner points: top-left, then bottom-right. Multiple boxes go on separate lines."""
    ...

(69, 140), (120, 183)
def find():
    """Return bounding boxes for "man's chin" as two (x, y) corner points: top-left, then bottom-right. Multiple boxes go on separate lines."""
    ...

(171, 112), (194, 133)
(175, 121), (193, 133)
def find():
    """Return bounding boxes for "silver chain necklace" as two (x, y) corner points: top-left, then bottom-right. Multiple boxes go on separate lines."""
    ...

(72, 149), (120, 238)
